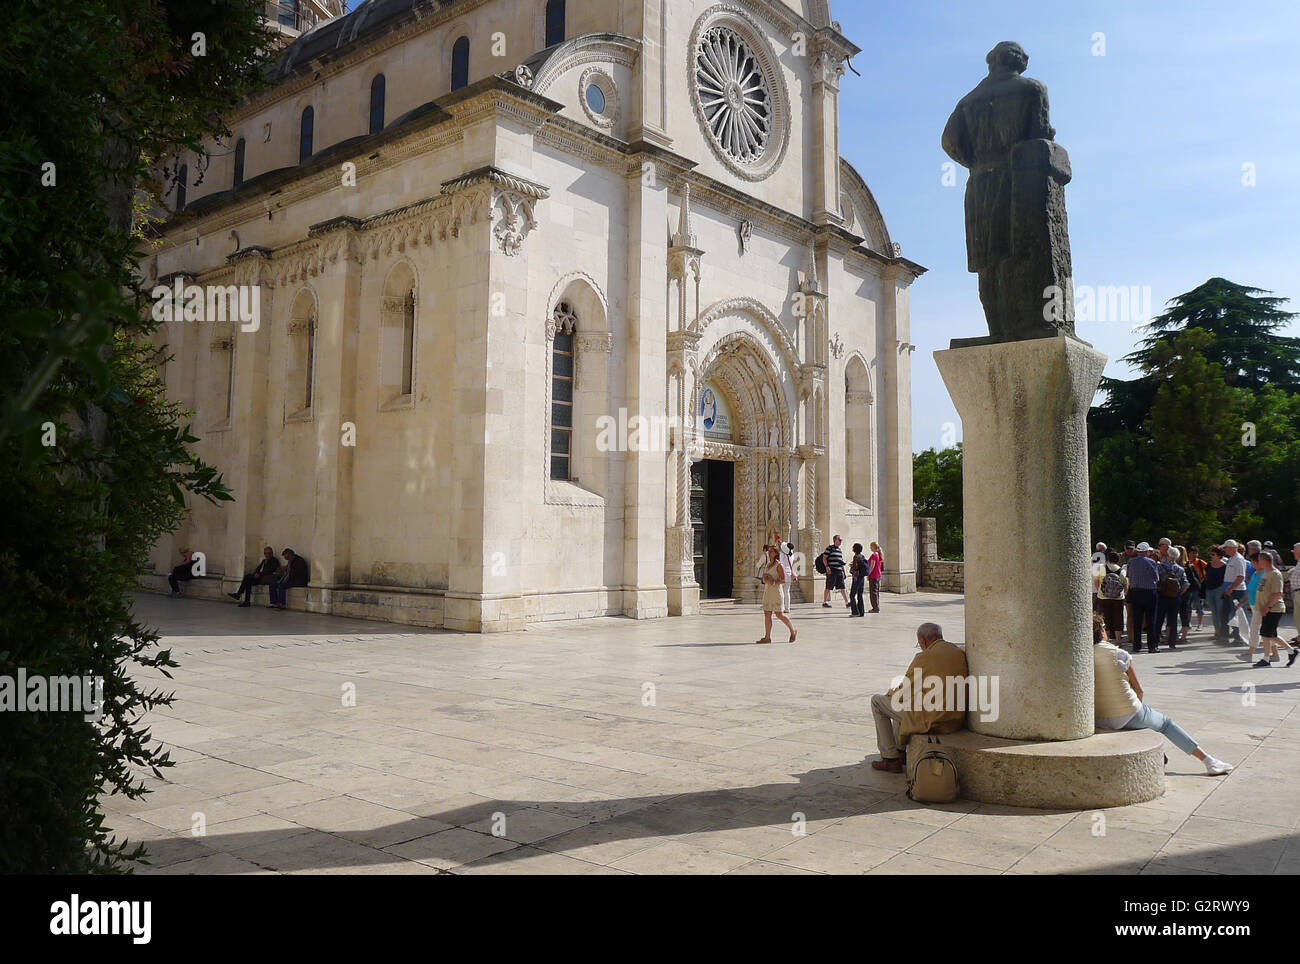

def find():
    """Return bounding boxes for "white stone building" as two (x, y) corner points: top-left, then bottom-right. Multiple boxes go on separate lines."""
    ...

(147, 0), (925, 631)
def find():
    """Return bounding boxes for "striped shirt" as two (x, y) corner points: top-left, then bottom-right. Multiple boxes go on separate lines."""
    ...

(823, 545), (846, 572)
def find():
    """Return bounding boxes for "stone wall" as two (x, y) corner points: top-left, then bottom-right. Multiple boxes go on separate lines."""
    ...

(924, 560), (965, 593)
(914, 515), (965, 592)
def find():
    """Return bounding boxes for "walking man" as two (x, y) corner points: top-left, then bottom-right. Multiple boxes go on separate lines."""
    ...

(1250, 551), (1297, 668)
(820, 535), (850, 609)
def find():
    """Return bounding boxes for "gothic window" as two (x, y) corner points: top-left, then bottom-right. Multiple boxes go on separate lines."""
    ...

(369, 75), (385, 134)
(545, 0), (565, 47)
(233, 138), (246, 188)
(400, 291), (414, 395)
(451, 36), (469, 91)
(845, 357), (872, 507)
(223, 337), (236, 420)
(299, 106), (314, 162)
(380, 265), (417, 406)
(549, 301), (577, 481)
(288, 290), (316, 416)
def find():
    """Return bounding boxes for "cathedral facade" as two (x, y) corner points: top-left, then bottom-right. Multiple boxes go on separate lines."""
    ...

(147, 0), (924, 631)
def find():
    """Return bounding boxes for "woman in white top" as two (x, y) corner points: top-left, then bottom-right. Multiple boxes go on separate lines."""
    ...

(757, 545), (796, 644)
(1092, 615), (1231, 775)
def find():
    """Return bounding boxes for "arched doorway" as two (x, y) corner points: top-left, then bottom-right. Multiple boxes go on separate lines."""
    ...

(690, 325), (798, 603)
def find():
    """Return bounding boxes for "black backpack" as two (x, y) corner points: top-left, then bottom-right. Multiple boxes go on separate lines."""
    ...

(814, 552), (827, 575)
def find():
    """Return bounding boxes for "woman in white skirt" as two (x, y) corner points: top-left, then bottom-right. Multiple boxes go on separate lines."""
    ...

(757, 545), (797, 644)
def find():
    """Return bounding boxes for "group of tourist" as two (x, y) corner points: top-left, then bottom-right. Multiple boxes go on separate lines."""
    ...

(753, 534), (885, 644)
(868, 618), (1233, 778)
(1092, 538), (1299, 668)
(165, 545), (310, 609)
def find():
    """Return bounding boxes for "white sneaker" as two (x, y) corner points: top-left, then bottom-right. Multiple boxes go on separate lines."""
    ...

(1204, 757), (1233, 776)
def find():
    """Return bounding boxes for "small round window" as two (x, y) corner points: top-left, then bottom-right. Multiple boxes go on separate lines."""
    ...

(578, 68), (618, 129)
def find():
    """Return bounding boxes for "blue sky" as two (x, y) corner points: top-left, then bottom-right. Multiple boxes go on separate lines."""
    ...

(833, 0), (1300, 451)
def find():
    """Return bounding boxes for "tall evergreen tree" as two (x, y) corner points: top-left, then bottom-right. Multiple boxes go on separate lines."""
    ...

(1127, 277), (1300, 390)
(1094, 278), (1299, 435)
(1143, 330), (1241, 545)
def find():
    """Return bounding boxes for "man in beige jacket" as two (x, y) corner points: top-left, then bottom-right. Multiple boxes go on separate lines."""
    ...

(870, 622), (969, 772)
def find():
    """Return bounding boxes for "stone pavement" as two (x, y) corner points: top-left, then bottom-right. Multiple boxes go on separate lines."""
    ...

(104, 591), (1300, 875)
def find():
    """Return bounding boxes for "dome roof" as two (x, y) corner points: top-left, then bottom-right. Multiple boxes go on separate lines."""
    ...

(268, 0), (438, 80)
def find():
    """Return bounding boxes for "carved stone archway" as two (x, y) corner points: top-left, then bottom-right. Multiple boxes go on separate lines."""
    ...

(691, 330), (798, 603)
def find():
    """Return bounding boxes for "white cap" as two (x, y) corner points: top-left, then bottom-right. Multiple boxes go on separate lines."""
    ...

(1137, 541), (1152, 552)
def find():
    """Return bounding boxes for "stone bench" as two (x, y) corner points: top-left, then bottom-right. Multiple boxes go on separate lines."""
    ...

(139, 572), (326, 613)
(907, 727), (1165, 809)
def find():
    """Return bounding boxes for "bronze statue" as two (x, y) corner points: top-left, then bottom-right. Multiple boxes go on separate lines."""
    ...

(942, 42), (1075, 345)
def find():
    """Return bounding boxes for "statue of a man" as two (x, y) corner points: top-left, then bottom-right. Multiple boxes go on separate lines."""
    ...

(942, 41), (1075, 345)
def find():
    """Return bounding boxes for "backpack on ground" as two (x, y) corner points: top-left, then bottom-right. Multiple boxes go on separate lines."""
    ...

(906, 736), (960, 804)
(1099, 568), (1124, 599)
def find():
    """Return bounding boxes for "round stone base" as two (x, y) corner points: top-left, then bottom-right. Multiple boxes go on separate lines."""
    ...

(909, 729), (1166, 809)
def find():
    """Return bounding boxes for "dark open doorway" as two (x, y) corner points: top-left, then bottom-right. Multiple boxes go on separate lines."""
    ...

(690, 459), (734, 599)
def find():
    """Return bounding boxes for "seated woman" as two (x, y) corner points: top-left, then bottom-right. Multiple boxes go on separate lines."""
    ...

(1093, 614), (1232, 775)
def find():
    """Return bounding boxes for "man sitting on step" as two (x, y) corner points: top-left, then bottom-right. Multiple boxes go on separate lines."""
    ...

(870, 622), (968, 772)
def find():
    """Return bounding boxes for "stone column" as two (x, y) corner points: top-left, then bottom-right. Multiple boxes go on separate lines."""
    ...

(222, 249), (273, 587)
(879, 266), (917, 592)
(621, 160), (669, 619)
(934, 335), (1106, 740)
(300, 224), (361, 599)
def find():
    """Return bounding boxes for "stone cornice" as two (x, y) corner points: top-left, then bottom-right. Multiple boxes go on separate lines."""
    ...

(440, 166), (550, 202)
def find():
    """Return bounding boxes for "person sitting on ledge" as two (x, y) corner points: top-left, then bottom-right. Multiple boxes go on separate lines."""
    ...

(870, 622), (968, 772)
(267, 548), (309, 610)
(167, 547), (198, 598)
(228, 545), (280, 608)
(1092, 613), (1232, 775)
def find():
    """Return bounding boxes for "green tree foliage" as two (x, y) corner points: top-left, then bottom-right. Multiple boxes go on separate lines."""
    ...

(1096, 277), (1300, 436)
(1231, 387), (1300, 544)
(1, 1), (269, 872)
(913, 445), (964, 560)
(1143, 331), (1241, 545)
(1089, 279), (1300, 548)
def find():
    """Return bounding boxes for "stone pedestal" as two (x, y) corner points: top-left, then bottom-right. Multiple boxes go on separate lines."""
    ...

(931, 335), (1166, 808)
(935, 335), (1104, 740)
(908, 729), (1165, 809)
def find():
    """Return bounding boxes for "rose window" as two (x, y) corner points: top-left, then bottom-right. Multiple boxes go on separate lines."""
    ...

(694, 26), (772, 164)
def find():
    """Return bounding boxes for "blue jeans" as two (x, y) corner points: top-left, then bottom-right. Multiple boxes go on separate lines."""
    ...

(1123, 703), (1198, 755)
(269, 582), (288, 606)
(1204, 584), (1227, 636)
(849, 575), (865, 616)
